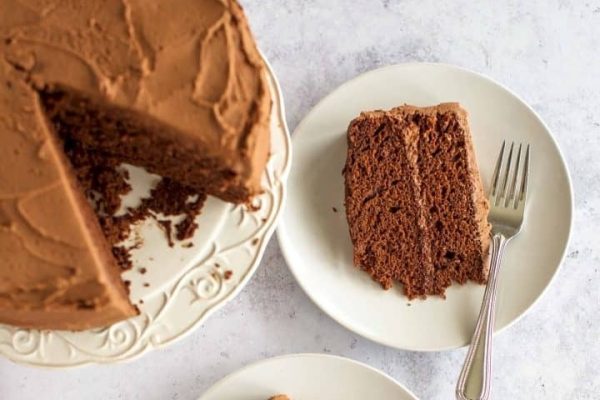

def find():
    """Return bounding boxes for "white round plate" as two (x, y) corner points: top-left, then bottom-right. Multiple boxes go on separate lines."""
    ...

(199, 353), (419, 400)
(0, 57), (291, 367)
(278, 63), (573, 351)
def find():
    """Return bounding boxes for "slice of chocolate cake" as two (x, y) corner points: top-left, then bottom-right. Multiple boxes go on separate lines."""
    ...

(344, 103), (490, 299)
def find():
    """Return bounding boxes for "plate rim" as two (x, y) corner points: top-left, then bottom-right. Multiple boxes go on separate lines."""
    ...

(277, 61), (574, 352)
(0, 53), (292, 369)
(198, 352), (420, 400)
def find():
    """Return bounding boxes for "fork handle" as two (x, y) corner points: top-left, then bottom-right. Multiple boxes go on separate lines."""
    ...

(456, 233), (508, 400)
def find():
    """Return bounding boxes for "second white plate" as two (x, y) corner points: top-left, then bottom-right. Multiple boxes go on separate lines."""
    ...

(199, 353), (419, 400)
(277, 63), (573, 351)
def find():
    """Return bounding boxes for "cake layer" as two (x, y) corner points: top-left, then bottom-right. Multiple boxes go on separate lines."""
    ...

(344, 113), (434, 296)
(392, 104), (491, 289)
(344, 103), (490, 298)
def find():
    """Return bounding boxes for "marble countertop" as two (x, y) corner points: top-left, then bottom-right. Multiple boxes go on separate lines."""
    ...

(1, 1), (599, 399)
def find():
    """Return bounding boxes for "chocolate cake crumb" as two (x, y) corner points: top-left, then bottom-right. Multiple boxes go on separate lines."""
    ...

(175, 215), (198, 241)
(63, 141), (208, 270)
(139, 299), (144, 304)
(138, 267), (147, 274)
(157, 219), (174, 247)
(125, 177), (206, 247)
(224, 270), (233, 280)
(182, 242), (194, 248)
(141, 179), (206, 233)
(112, 246), (133, 271)
(247, 202), (261, 212)
(143, 282), (150, 288)
(332, 207), (338, 213)
(251, 238), (259, 246)
(215, 263), (221, 268)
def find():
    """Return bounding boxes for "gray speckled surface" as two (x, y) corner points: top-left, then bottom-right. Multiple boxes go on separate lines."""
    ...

(1, 1), (599, 399)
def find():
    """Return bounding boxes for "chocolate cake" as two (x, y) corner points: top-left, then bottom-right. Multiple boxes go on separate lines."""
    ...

(0, 0), (270, 330)
(344, 103), (490, 298)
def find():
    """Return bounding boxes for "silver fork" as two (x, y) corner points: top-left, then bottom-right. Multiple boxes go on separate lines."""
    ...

(456, 141), (531, 400)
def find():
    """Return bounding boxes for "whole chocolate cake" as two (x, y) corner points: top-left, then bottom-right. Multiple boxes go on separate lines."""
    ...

(0, 0), (271, 330)
(344, 103), (490, 299)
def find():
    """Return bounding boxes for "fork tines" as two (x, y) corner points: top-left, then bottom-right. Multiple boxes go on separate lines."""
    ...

(490, 141), (530, 209)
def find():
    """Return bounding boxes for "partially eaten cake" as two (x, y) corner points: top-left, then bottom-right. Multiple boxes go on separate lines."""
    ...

(0, 0), (270, 330)
(343, 103), (490, 298)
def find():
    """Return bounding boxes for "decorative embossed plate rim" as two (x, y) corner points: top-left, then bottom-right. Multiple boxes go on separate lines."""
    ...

(0, 54), (291, 368)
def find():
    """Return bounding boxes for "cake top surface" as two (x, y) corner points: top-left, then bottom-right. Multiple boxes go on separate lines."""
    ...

(1, 0), (269, 154)
(355, 102), (464, 120)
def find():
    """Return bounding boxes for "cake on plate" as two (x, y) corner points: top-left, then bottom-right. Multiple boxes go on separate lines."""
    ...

(343, 103), (490, 298)
(0, 0), (270, 330)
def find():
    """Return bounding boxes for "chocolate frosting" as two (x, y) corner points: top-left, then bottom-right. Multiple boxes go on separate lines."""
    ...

(0, 0), (270, 330)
